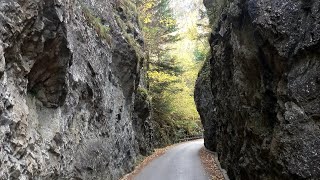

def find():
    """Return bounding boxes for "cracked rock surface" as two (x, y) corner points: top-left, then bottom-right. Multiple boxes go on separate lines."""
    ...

(0, 0), (153, 179)
(195, 0), (320, 179)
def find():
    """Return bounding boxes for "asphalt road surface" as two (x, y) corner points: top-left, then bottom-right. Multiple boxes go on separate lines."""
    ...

(134, 139), (210, 180)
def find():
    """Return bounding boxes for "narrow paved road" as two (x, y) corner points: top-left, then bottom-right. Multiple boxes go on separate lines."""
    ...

(134, 139), (210, 180)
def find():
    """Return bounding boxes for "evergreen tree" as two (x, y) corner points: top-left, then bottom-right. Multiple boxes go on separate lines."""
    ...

(136, 0), (208, 146)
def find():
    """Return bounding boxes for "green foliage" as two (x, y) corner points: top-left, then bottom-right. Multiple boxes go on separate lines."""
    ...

(194, 48), (207, 62)
(82, 6), (112, 44)
(136, 87), (151, 103)
(137, 0), (179, 54)
(113, 1), (144, 62)
(137, 87), (148, 97)
(137, 0), (210, 146)
(116, 0), (138, 18)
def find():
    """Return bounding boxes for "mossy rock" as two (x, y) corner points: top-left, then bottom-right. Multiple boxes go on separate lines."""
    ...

(82, 5), (112, 44)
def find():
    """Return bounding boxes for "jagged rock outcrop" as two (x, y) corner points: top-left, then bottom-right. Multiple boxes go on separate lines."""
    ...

(0, 0), (153, 179)
(195, 0), (320, 179)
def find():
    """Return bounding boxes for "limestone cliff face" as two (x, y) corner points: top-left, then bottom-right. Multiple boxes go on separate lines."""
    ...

(0, 0), (153, 179)
(195, 0), (320, 179)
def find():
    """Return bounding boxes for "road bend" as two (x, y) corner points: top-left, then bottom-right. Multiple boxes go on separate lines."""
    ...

(134, 139), (210, 180)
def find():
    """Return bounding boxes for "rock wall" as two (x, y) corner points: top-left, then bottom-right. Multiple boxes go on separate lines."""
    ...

(195, 0), (320, 179)
(0, 0), (153, 179)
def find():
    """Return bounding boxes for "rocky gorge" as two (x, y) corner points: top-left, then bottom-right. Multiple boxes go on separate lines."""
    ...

(0, 0), (154, 179)
(1, 0), (320, 179)
(195, 0), (320, 179)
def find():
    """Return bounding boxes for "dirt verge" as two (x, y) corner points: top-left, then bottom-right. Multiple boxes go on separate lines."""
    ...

(199, 147), (225, 180)
(120, 145), (174, 180)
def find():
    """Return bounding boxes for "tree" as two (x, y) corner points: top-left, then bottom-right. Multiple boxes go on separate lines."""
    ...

(136, 0), (209, 146)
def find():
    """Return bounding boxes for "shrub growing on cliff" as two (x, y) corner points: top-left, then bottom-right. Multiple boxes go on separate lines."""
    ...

(82, 6), (112, 44)
(136, 87), (151, 103)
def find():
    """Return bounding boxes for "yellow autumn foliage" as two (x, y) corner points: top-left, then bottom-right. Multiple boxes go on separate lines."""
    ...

(137, 0), (210, 143)
(148, 71), (178, 83)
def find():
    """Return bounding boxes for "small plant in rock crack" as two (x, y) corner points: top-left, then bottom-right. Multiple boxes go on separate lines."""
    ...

(82, 6), (112, 44)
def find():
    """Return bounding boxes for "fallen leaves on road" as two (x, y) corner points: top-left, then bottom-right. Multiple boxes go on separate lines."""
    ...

(120, 145), (173, 180)
(199, 147), (225, 180)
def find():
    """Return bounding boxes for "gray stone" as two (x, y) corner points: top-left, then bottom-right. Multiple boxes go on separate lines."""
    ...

(195, 0), (320, 179)
(0, 0), (153, 179)
(0, 44), (4, 79)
